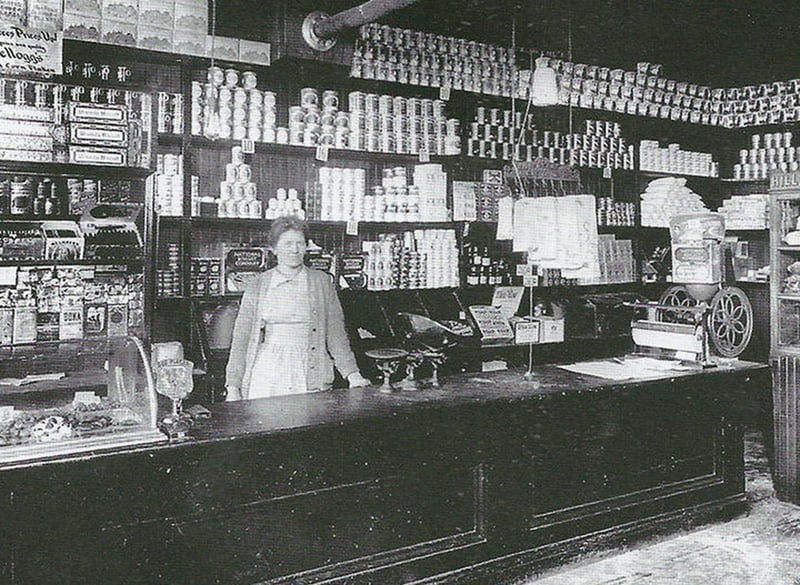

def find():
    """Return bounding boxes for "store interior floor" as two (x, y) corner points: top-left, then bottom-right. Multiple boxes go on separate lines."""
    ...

(515, 430), (800, 585)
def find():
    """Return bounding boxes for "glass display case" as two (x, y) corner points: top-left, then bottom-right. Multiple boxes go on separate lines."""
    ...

(0, 335), (165, 467)
(770, 172), (800, 353)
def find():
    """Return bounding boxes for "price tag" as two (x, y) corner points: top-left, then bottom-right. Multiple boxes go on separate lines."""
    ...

(419, 148), (430, 163)
(346, 220), (359, 235)
(439, 86), (451, 101)
(522, 275), (537, 288)
(603, 166), (612, 179)
(241, 138), (255, 154)
(315, 144), (330, 162)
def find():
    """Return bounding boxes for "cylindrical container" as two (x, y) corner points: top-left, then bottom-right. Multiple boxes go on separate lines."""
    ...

(207, 66), (224, 87)
(237, 164), (252, 183)
(288, 106), (304, 124)
(242, 71), (257, 90)
(348, 91), (366, 113)
(224, 68), (239, 88)
(301, 87), (318, 108)
(322, 90), (339, 109)
(365, 93), (380, 114)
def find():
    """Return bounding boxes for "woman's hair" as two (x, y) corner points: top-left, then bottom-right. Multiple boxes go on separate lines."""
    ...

(267, 216), (309, 248)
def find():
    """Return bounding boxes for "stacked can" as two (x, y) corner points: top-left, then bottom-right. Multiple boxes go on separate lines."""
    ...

(318, 166), (367, 221)
(596, 197), (636, 226)
(362, 229), (458, 291)
(733, 131), (796, 180)
(156, 242), (182, 298)
(352, 23), (516, 98)
(348, 92), (459, 155)
(639, 140), (719, 177)
(217, 146), (261, 218)
(566, 119), (633, 170)
(193, 68), (265, 141)
(157, 92), (184, 135)
(154, 153), (184, 216)
(264, 188), (305, 219)
(465, 105), (539, 161)
(287, 88), (347, 148)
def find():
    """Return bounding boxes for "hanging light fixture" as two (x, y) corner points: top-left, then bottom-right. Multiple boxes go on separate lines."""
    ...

(203, 0), (221, 140)
(531, 55), (559, 107)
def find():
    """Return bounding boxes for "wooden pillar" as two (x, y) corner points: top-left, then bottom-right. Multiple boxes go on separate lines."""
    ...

(773, 356), (800, 503)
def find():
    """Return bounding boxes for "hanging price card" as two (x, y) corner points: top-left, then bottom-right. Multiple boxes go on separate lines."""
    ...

(603, 167), (612, 179)
(439, 86), (451, 101)
(241, 139), (255, 154)
(418, 148), (430, 163)
(346, 220), (359, 235)
(316, 144), (330, 162)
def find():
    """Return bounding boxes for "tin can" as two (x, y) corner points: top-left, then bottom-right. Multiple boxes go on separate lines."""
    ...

(288, 106), (304, 124)
(365, 93), (380, 114)
(348, 91), (366, 113)
(230, 87), (246, 105)
(242, 71), (257, 90)
(334, 129), (349, 149)
(304, 107), (321, 125)
(322, 90), (339, 109)
(301, 87), (318, 107)
(378, 94), (393, 115)
(262, 91), (276, 108)
(392, 96), (407, 116)
(207, 66), (224, 87)
(290, 127), (304, 145)
(218, 86), (232, 104)
(335, 111), (350, 128)
(224, 68), (239, 88)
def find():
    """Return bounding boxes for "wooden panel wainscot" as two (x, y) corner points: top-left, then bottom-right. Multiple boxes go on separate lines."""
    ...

(0, 361), (769, 585)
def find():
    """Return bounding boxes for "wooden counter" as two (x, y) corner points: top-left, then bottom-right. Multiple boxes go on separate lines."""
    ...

(0, 360), (770, 585)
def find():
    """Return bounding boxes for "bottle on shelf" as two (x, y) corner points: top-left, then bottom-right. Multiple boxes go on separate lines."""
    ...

(10, 176), (33, 216)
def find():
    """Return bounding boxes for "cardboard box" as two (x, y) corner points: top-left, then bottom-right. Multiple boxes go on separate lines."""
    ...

(138, 0), (173, 27)
(136, 25), (173, 52)
(84, 302), (108, 337)
(64, 0), (102, 18)
(102, 0), (139, 23)
(173, 29), (205, 56)
(514, 320), (540, 344)
(27, 0), (63, 31)
(59, 307), (84, 340)
(100, 18), (137, 46)
(63, 14), (101, 41)
(205, 35), (239, 61)
(535, 316), (565, 344)
(238, 39), (271, 66)
(174, 0), (207, 33)
(12, 307), (37, 345)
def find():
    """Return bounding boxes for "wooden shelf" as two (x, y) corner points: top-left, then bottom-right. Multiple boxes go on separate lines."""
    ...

(0, 160), (153, 179)
(187, 136), (456, 165)
(160, 216), (458, 231)
(0, 259), (140, 267)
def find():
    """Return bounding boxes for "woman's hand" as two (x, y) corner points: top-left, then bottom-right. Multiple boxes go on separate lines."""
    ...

(225, 385), (241, 401)
(347, 372), (371, 388)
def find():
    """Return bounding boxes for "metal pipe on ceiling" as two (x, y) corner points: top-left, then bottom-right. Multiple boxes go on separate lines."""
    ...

(303, 0), (423, 51)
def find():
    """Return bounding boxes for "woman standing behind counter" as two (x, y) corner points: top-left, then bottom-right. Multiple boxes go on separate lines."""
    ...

(225, 217), (370, 400)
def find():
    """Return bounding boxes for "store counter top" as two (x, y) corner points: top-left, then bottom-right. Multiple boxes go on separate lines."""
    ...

(1, 358), (771, 585)
(188, 358), (768, 443)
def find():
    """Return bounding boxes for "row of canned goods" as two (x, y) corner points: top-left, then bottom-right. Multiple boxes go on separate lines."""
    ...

(347, 92), (447, 118)
(359, 23), (515, 64)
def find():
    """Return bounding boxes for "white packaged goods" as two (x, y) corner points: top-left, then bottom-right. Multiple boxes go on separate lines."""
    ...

(640, 177), (708, 228)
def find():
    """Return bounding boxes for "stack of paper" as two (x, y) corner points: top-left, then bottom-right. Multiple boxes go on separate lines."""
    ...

(640, 177), (708, 227)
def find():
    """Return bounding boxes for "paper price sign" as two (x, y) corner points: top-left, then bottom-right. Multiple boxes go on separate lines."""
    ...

(418, 148), (430, 163)
(346, 220), (359, 235)
(439, 86), (451, 101)
(603, 166), (612, 179)
(241, 139), (255, 154)
(316, 144), (330, 162)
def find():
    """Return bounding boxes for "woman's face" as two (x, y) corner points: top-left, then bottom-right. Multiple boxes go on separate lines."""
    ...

(273, 229), (307, 268)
